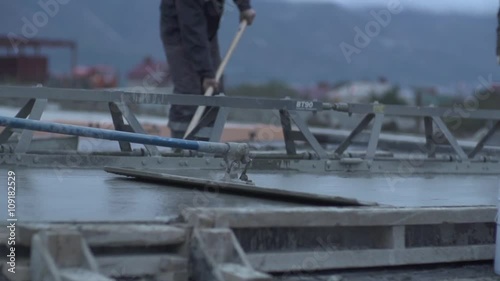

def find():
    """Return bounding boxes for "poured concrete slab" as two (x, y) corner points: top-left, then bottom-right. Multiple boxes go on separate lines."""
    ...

(105, 167), (376, 207)
(1, 166), (496, 223)
(246, 172), (499, 207)
(0, 168), (296, 222)
(106, 168), (498, 208)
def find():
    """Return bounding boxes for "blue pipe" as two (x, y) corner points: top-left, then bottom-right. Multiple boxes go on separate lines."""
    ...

(0, 116), (234, 154)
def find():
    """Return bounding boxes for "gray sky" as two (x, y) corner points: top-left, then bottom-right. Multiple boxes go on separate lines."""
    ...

(287, 0), (498, 14)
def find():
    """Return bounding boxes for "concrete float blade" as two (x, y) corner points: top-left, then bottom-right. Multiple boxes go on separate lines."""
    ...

(104, 167), (377, 207)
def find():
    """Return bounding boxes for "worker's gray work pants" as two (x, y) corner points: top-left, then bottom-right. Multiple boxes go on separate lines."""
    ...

(162, 37), (223, 140)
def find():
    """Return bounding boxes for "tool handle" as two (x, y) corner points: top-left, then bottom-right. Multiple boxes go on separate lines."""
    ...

(213, 19), (248, 85)
(184, 20), (248, 139)
(202, 20), (248, 96)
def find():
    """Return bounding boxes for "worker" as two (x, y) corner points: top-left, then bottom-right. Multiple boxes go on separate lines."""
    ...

(497, 3), (500, 64)
(160, 0), (256, 139)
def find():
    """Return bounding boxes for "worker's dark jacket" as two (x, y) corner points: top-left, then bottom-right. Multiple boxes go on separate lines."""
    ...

(160, 0), (251, 79)
(160, 0), (251, 139)
(497, 7), (500, 56)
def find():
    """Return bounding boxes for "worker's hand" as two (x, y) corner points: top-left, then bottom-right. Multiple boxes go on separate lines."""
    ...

(203, 77), (218, 92)
(240, 9), (256, 25)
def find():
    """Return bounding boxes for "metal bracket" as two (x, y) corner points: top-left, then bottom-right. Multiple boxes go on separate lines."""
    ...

(209, 107), (230, 143)
(424, 116), (436, 158)
(432, 117), (469, 162)
(222, 142), (253, 184)
(280, 109), (297, 155)
(469, 120), (500, 158)
(365, 113), (384, 160)
(185, 106), (218, 141)
(113, 102), (160, 156)
(108, 102), (132, 152)
(15, 98), (48, 153)
(0, 98), (36, 144)
(279, 110), (297, 155)
(334, 113), (375, 157)
(277, 110), (328, 159)
(288, 110), (328, 159)
(239, 158), (253, 183)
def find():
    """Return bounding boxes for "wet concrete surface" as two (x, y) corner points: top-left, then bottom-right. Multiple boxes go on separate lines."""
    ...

(250, 172), (499, 208)
(0, 167), (497, 222)
(0, 168), (296, 222)
(152, 169), (499, 208)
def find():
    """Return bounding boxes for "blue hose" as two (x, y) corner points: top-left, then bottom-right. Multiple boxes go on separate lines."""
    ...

(0, 116), (233, 154)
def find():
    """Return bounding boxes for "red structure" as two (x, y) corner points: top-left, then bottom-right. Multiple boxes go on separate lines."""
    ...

(0, 55), (48, 83)
(0, 36), (77, 84)
(127, 56), (170, 86)
(72, 65), (118, 89)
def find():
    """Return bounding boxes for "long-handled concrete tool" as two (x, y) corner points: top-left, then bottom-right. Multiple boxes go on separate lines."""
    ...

(0, 115), (251, 180)
(183, 20), (248, 139)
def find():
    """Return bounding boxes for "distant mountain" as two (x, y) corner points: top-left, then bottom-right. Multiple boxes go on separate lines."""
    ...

(1, 0), (499, 87)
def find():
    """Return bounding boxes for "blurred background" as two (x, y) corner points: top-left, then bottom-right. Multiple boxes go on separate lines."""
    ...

(0, 0), (499, 139)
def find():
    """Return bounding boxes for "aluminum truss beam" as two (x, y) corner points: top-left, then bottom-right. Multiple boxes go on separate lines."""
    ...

(333, 102), (500, 120)
(0, 86), (330, 158)
(331, 103), (500, 161)
(0, 86), (330, 111)
(1, 85), (499, 162)
(2, 86), (498, 120)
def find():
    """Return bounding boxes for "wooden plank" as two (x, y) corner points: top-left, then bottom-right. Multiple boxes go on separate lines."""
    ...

(17, 223), (186, 247)
(247, 245), (495, 273)
(96, 254), (187, 277)
(183, 207), (496, 228)
(104, 167), (377, 207)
